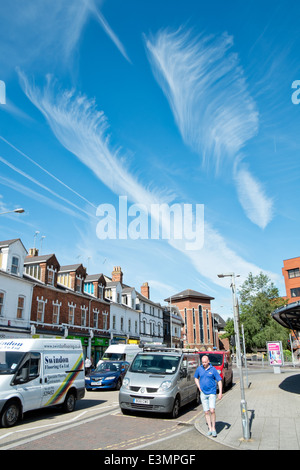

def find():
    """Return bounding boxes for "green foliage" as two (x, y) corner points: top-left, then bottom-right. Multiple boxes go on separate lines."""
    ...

(221, 272), (289, 352)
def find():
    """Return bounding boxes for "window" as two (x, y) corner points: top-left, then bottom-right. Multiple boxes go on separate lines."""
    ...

(68, 304), (76, 324)
(288, 268), (300, 279)
(81, 306), (88, 327)
(103, 312), (108, 331)
(98, 285), (103, 299)
(47, 267), (55, 286)
(112, 315), (116, 330)
(17, 296), (25, 319)
(0, 292), (4, 316)
(11, 256), (19, 275)
(14, 353), (40, 384)
(120, 317), (124, 331)
(75, 276), (82, 293)
(52, 302), (60, 324)
(93, 309), (99, 329)
(291, 288), (300, 298)
(206, 309), (210, 343)
(37, 298), (47, 322)
(128, 318), (131, 332)
(198, 306), (204, 343)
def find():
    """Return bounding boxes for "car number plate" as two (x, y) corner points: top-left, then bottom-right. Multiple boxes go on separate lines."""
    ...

(91, 381), (101, 385)
(133, 398), (150, 404)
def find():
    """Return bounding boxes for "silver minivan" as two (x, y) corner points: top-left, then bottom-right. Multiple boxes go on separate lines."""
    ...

(119, 348), (200, 418)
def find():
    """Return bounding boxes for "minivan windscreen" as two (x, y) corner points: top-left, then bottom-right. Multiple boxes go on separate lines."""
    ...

(130, 354), (181, 374)
(199, 353), (223, 366)
(102, 353), (125, 361)
(0, 351), (25, 375)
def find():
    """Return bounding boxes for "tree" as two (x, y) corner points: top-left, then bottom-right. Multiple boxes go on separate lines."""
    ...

(222, 272), (289, 352)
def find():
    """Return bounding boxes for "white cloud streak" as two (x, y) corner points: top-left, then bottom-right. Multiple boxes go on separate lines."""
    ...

(0, 0), (129, 77)
(18, 72), (279, 288)
(233, 161), (274, 229)
(18, 73), (169, 208)
(145, 27), (274, 228)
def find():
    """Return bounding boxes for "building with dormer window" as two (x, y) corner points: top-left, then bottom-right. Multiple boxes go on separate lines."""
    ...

(104, 267), (140, 345)
(0, 239), (33, 338)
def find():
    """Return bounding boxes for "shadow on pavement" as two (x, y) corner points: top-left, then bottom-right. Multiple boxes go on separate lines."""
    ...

(279, 373), (300, 394)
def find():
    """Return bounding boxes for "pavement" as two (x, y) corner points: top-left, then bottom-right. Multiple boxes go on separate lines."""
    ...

(194, 366), (300, 450)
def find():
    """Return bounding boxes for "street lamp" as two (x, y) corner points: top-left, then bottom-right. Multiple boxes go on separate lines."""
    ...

(217, 272), (250, 440)
(0, 208), (25, 215)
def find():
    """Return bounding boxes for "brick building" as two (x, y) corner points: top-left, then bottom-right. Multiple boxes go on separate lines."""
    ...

(165, 289), (214, 350)
(282, 257), (300, 303)
(24, 250), (110, 362)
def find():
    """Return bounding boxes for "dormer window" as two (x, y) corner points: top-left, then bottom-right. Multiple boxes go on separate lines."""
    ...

(11, 256), (19, 275)
(47, 266), (56, 286)
(75, 276), (82, 293)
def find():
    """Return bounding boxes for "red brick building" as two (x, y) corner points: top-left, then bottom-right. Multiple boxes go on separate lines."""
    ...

(24, 251), (110, 362)
(282, 257), (300, 303)
(165, 289), (214, 350)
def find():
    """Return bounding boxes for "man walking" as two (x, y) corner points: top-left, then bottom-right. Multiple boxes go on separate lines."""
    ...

(194, 354), (222, 437)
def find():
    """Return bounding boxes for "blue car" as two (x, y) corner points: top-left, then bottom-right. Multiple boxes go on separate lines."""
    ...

(85, 361), (129, 391)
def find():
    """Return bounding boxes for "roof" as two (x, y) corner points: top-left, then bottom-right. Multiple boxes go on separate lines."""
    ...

(272, 302), (300, 331)
(24, 254), (58, 264)
(58, 264), (84, 273)
(0, 238), (27, 253)
(85, 274), (104, 282)
(164, 289), (214, 302)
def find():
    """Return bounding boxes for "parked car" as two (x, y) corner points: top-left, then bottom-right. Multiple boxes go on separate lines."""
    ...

(119, 346), (200, 418)
(198, 350), (233, 390)
(85, 361), (129, 391)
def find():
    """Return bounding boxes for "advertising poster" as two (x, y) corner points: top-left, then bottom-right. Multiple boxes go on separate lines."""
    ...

(267, 341), (284, 366)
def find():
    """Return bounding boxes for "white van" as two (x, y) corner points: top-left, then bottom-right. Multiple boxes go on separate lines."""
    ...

(0, 338), (85, 427)
(101, 344), (140, 364)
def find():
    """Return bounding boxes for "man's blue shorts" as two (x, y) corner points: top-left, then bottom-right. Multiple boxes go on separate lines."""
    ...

(200, 392), (216, 412)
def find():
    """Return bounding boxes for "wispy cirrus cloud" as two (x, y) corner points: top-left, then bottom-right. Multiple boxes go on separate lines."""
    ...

(18, 72), (168, 208)
(233, 160), (274, 229)
(18, 71), (279, 288)
(145, 27), (274, 228)
(0, 0), (129, 77)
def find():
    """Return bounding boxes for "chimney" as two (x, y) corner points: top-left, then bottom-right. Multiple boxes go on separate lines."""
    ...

(112, 266), (123, 284)
(28, 248), (39, 257)
(141, 282), (150, 299)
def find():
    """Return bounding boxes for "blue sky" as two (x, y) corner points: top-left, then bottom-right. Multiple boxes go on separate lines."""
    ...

(1, 0), (300, 320)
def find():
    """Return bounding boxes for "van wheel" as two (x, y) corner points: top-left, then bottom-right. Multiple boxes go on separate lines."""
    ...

(1, 400), (21, 427)
(63, 391), (76, 413)
(170, 396), (180, 419)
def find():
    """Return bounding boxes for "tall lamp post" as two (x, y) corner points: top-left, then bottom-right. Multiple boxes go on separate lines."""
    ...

(218, 272), (250, 441)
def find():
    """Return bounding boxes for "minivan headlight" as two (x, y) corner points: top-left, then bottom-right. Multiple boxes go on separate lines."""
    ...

(158, 380), (172, 392)
(122, 377), (130, 389)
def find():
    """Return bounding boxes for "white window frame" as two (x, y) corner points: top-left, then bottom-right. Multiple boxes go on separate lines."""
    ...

(17, 295), (25, 319)
(37, 297), (47, 322)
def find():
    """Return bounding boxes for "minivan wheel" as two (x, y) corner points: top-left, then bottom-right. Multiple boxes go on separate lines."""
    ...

(170, 396), (180, 419)
(63, 391), (76, 413)
(1, 400), (21, 427)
